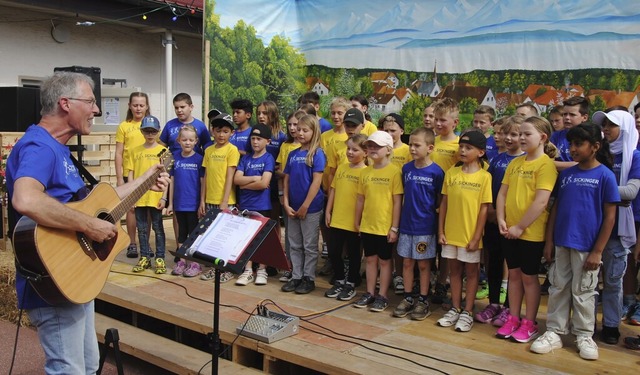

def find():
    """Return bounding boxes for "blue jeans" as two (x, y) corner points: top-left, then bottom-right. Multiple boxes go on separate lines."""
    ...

(135, 207), (165, 258)
(601, 238), (629, 328)
(28, 301), (99, 374)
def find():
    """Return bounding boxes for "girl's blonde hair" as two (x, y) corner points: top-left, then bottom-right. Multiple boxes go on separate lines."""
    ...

(524, 116), (558, 158)
(178, 124), (198, 140)
(347, 134), (369, 165)
(257, 100), (282, 136)
(297, 114), (322, 167)
(501, 115), (524, 134)
(330, 97), (350, 112)
(126, 92), (150, 122)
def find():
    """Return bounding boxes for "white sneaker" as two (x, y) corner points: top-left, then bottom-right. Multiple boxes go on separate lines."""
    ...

(576, 335), (598, 360)
(455, 311), (474, 332)
(437, 308), (460, 327)
(255, 269), (268, 285)
(530, 331), (562, 354)
(236, 269), (254, 286)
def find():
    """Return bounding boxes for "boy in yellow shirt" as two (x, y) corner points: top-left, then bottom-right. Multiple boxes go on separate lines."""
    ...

(200, 112), (240, 215)
(128, 116), (168, 274)
(431, 97), (461, 306)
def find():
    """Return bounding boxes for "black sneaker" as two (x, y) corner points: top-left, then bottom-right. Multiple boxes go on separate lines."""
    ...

(295, 276), (315, 294)
(126, 244), (138, 258)
(432, 282), (447, 304)
(540, 277), (551, 295)
(337, 284), (356, 301)
(600, 325), (620, 345)
(370, 296), (389, 312)
(281, 278), (301, 293)
(325, 281), (344, 298)
(353, 293), (375, 308)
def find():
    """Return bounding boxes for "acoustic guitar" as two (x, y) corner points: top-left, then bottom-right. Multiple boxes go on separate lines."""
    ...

(12, 150), (172, 305)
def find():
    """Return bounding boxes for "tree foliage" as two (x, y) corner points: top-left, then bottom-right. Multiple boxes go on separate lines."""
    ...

(399, 94), (431, 134)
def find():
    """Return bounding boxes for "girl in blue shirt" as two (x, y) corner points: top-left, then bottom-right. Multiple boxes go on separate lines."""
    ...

(531, 122), (619, 360)
(281, 115), (326, 294)
(168, 125), (204, 278)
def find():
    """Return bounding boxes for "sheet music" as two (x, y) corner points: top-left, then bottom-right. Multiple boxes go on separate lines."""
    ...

(191, 212), (263, 264)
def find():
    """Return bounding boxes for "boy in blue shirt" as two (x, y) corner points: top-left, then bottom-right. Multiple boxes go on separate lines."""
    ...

(229, 98), (254, 155)
(393, 127), (444, 320)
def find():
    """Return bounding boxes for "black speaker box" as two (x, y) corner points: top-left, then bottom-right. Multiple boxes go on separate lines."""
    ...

(0, 87), (42, 131)
(54, 66), (102, 116)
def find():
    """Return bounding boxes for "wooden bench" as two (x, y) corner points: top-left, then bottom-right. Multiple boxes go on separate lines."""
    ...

(95, 313), (261, 375)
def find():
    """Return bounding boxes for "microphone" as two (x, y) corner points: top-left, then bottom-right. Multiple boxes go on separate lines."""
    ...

(186, 247), (226, 267)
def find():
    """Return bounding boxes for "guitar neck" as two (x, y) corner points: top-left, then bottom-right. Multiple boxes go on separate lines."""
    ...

(111, 169), (163, 219)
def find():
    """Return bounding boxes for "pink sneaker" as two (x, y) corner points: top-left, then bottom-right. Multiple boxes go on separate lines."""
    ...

(182, 262), (202, 278)
(511, 318), (538, 343)
(496, 314), (520, 339)
(492, 307), (510, 327)
(475, 304), (500, 323)
(172, 260), (187, 275)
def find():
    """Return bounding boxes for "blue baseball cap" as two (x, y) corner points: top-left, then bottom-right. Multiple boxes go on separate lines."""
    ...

(140, 115), (161, 131)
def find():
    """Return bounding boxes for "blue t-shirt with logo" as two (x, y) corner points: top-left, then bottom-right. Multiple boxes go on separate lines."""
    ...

(284, 148), (326, 213)
(399, 161), (444, 235)
(7, 125), (86, 309)
(488, 151), (524, 205)
(230, 126), (252, 153)
(554, 164), (620, 251)
(160, 118), (212, 155)
(170, 151), (204, 212)
(485, 136), (498, 163)
(550, 129), (571, 162)
(237, 152), (275, 211)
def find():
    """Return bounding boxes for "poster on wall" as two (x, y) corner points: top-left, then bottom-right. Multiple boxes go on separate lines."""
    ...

(205, 0), (640, 131)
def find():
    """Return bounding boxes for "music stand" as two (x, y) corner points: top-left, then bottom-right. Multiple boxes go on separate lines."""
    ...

(174, 208), (288, 374)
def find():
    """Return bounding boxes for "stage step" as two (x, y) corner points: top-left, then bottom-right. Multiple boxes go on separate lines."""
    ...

(95, 313), (261, 375)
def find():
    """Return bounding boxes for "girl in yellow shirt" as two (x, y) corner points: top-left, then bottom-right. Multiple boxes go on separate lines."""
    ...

(496, 116), (558, 343)
(354, 131), (403, 312)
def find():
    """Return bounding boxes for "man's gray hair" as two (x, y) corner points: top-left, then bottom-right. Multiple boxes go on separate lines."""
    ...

(40, 72), (94, 116)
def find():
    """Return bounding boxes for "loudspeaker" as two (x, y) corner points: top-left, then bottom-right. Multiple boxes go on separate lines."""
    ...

(54, 66), (102, 116)
(0, 87), (41, 131)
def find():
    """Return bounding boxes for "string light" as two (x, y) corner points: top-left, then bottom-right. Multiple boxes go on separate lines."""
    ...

(142, 14), (147, 20)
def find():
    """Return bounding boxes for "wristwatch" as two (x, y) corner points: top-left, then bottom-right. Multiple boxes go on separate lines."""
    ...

(390, 227), (399, 233)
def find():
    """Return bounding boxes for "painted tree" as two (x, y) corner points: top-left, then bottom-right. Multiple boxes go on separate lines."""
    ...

(262, 35), (306, 115)
(399, 94), (430, 134)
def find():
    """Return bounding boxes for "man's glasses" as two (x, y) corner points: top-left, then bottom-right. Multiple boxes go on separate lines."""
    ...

(67, 97), (97, 106)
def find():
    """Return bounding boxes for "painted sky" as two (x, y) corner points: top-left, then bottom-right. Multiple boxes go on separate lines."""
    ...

(214, 0), (640, 72)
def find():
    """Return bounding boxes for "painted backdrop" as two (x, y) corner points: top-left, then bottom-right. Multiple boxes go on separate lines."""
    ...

(206, 0), (640, 130)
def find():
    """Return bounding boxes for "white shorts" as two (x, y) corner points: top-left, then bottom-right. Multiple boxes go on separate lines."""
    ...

(441, 244), (481, 264)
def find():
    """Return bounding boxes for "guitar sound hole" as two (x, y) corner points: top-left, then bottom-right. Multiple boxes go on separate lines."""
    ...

(92, 212), (117, 261)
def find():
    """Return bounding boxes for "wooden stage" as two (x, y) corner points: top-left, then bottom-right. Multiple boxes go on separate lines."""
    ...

(95, 221), (640, 374)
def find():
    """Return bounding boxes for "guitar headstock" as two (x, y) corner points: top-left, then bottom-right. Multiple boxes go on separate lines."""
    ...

(157, 149), (174, 172)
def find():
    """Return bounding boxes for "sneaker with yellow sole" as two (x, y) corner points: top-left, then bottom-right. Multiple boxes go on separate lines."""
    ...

(132, 256), (151, 273)
(155, 258), (166, 274)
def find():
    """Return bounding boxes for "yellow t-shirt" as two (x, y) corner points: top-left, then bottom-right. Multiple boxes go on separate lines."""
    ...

(276, 142), (300, 171)
(362, 120), (378, 136)
(116, 120), (145, 174)
(203, 143), (240, 205)
(441, 166), (493, 248)
(502, 155), (558, 242)
(432, 135), (460, 172)
(391, 143), (411, 169)
(330, 163), (366, 232)
(127, 143), (167, 207)
(321, 130), (348, 190)
(357, 163), (404, 236)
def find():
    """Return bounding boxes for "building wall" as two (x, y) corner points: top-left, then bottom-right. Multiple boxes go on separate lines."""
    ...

(0, 6), (203, 126)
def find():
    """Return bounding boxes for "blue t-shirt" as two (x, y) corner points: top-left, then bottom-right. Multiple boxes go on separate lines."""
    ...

(550, 129), (571, 162)
(554, 164), (620, 252)
(160, 118), (212, 155)
(284, 148), (326, 213)
(319, 118), (332, 133)
(237, 152), (275, 211)
(170, 151), (204, 212)
(485, 136), (498, 163)
(399, 161), (444, 235)
(611, 151), (640, 223)
(230, 126), (252, 153)
(7, 125), (86, 309)
(488, 151), (524, 205)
